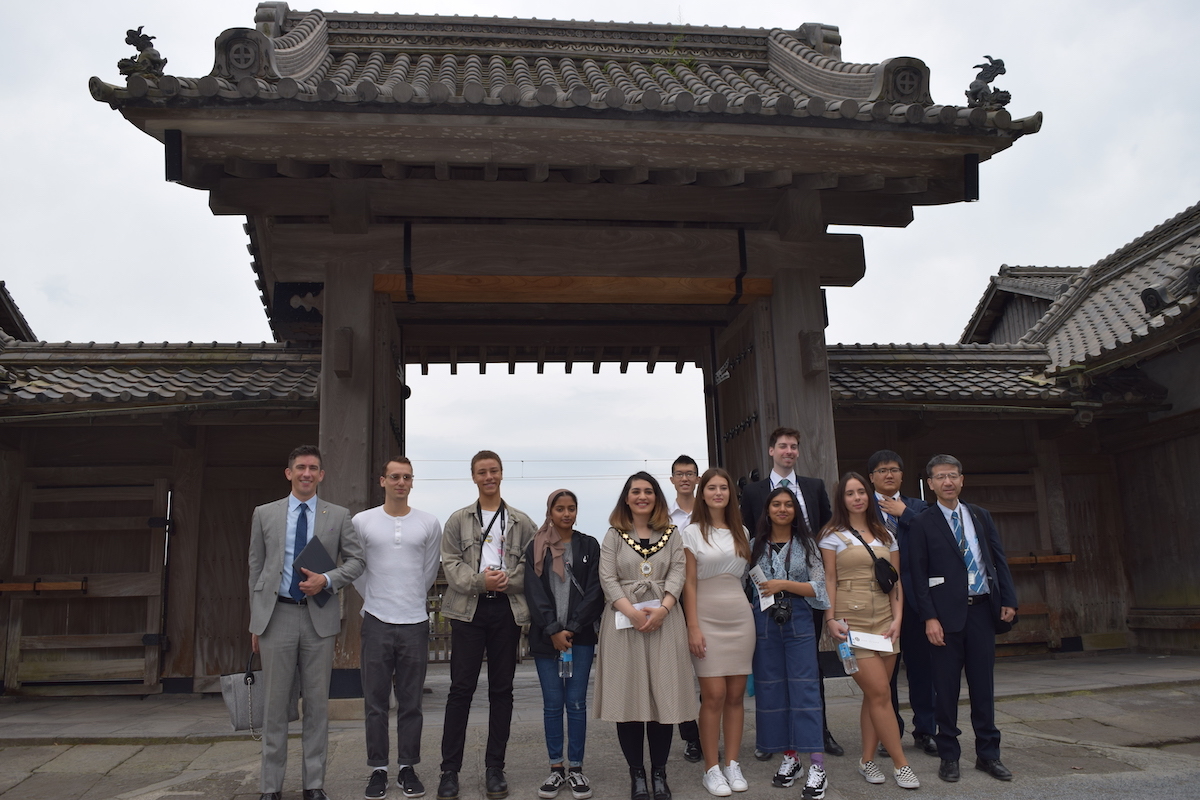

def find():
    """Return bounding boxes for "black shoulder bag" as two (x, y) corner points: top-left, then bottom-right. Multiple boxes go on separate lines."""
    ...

(846, 529), (899, 595)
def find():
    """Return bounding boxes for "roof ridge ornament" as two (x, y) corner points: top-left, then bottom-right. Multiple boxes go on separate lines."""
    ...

(118, 26), (167, 78)
(965, 55), (1010, 109)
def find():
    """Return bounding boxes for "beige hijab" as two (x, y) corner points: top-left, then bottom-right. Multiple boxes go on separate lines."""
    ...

(532, 489), (575, 579)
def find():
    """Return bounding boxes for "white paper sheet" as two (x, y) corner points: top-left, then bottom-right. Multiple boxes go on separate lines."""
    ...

(747, 566), (776, 611)
(615, 599), (663, 629)
(847, 630), (895, 652)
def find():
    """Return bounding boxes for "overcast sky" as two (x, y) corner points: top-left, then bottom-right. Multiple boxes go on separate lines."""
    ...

(3, 1), (1198, 532)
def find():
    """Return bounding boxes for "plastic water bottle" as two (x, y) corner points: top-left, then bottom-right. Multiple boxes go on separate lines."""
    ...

(837, 641), (859, 674)
(559, 648), (573, 678)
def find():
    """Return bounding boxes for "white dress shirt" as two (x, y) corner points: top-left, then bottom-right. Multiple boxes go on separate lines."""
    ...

(771, 470), (812, 530)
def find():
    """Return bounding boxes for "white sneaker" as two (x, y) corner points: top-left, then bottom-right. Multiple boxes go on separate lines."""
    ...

(802, 765), (827, 800)
(893, 765), (920, 790)
(858, 760), (886, 785)
(723, 761), (748, 792)
(772, 754), (800, 788)
(703, 765), (732, 797)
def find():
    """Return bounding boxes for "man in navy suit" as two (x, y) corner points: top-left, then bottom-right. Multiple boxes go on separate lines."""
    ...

(867, 450), (935, 756)
(739, 426), (842, 757)
(909, 455), (1018, 784)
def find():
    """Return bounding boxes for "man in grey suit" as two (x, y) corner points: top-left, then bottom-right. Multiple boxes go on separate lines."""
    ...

(249, 444), (365, 800)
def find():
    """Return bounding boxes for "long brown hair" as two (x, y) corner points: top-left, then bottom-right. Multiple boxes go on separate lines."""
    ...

(608, 471), (672, 532)
(691, 467), (751, 560)
(822, 471), (892, 546)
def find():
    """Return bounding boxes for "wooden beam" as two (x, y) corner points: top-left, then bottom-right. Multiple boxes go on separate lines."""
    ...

(649, 167), (696, 186)
(330, 160), (371, 180)
(378, 274), (772, 305)
(277, 158), (325, 179)
(836, 174), (886, 192)
(696, 169), (746, 188)
(330, 181), (369, 234)
(603, 166), (649, 185)
(566, 165), (601, 184)
(744, 169), (793, 189)
(213, 177), (922, 228)
(382, 160), (410, 180)
(526, 163), (550, 183)
(772, 189), (823, 242)
(483, 162), (499, 181)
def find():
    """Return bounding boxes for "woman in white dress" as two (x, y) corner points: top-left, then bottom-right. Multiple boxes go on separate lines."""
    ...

(681, 467), (755, 797)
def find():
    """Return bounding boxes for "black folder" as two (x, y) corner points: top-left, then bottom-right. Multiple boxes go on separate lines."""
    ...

(293, 536), (336, 608)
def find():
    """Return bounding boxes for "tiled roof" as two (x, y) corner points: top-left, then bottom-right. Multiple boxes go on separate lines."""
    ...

(89, 7), (1040, 134)
(0, 281), (36, 343)
(960, 265), (1082, 344)
(828, 343), (1075, 404)
(0, 342), (319, 412)
(1020, 202), (1200, 370)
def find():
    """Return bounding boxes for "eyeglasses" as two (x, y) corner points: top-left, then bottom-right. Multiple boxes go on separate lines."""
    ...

(872, 468), (902, 476)
(385, 473), (415, 482)
(930, 472), (962, 482)
(672, 471), (698, 478)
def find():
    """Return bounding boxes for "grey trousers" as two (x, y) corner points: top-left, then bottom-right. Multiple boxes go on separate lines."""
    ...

(259, 601), (336, 792)
(362, 613), (430, 767)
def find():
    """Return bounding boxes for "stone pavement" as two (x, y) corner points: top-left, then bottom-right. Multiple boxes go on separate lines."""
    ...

(0, 652), (1198, 799)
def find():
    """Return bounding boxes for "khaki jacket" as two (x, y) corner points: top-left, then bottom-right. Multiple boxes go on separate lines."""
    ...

(439, 502), (536, 624)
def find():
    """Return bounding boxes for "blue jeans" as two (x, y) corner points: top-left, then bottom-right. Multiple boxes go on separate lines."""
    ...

(533, 645), (595, 767)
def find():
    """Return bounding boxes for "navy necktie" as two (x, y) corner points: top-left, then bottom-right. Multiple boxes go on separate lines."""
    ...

(289, 502), (309, 601)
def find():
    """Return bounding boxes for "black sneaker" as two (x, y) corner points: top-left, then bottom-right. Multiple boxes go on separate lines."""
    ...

(436, 771), (459, 800)
(398, 767), (425, 799)
(538, 768), (567, 799)
(567, 769), (593, 800)
(683, 740), (702, 763)
(772, 754), (800, 788)
(366, 770), (388, 800)
(485, 767), (508, 800)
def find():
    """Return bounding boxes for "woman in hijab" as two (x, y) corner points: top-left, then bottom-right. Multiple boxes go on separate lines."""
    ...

(525, 489), (604, 800)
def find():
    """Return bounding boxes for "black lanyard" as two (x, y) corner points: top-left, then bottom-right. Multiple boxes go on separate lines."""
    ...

(476, 501), (507, 551)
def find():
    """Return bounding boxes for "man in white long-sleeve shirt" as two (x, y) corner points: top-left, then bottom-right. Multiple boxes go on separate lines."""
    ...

(353, 457), (443, 800)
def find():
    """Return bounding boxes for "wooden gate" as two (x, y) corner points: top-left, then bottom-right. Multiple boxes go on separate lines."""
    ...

(3, 479), (169, 695)
(713, 299), (779, 482)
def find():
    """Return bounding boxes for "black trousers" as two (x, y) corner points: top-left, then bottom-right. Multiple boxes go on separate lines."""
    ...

(362, 614), (429, 767)
(889, 605), (937, 738)
(930, 601), (1000, 762)
(440, 597), (521, 772)
(812, 606), (833, 736)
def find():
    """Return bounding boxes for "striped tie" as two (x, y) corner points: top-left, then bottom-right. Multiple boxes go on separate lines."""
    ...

(951, 510), (987, 595)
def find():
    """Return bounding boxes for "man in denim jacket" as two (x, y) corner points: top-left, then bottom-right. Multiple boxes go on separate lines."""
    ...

(436, 451), (537, 800)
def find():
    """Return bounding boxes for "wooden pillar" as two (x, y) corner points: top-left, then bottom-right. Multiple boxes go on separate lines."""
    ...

(0, 447), (24, 683)
(372, 292), (404, 502)
(318, 260), (377, 515)
(165, 430), (205, 680)
(771, 268), (838, 487)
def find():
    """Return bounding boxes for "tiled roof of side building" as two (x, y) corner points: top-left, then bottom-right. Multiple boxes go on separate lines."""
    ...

(1019, 201), (1200, 371)
(0, 281), (36, 343)
(89, 6), (1039, 134)
(828, 343), (1077, 404)
(0, 341), (319, 411)
(960, 265), (1083, 344)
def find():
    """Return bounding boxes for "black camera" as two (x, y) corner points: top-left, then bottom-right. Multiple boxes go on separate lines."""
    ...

(770, 594), (793, 625)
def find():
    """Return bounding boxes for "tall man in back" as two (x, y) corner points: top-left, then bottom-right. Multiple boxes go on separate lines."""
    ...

(437, 451), (538, 800)
(866, 450), (936, 756)
(908, 455), (1018, 784)
(739, 426), (842, 757)
(667, 455), (704, 762)
(248, 445), (365, 800)
(354, 457), (443, 800)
